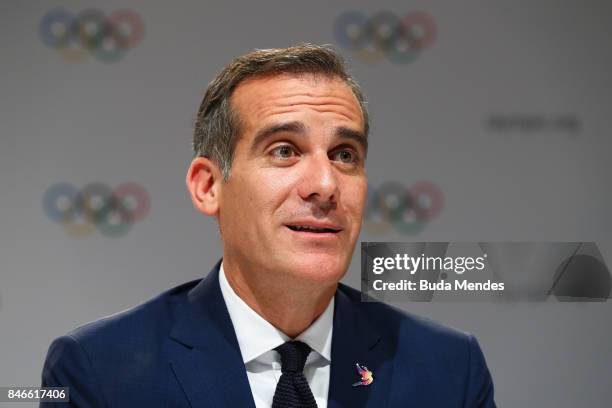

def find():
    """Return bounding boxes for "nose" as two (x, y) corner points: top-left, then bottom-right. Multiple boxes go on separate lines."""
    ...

(297, 152), (339, 209)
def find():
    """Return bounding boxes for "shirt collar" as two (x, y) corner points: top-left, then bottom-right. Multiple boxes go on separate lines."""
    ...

(218, 262), (334, 364)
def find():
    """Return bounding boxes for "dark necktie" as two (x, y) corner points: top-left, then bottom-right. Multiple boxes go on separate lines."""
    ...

(272, 341), (318, 408)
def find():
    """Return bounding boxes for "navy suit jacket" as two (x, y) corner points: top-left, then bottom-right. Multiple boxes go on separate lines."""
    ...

(41, 261), (495, 407)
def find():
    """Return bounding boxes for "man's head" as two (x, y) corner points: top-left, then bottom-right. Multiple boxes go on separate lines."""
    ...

(187, 44), (369, 288)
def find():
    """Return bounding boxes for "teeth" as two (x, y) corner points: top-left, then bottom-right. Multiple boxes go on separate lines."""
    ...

(289, 225), (336, 233)
(297, 226), (323, 232)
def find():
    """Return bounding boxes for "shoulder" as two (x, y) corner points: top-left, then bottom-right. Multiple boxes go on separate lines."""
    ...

(61, 279), (201, 353)
(337, 283), (476, 356)
(41, 279), (207, 404)
(41, 279), (203, 400)
(336, 284), (496, 405)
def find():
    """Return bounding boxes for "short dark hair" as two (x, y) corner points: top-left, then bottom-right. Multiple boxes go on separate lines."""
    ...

(192, 43), (369, 180)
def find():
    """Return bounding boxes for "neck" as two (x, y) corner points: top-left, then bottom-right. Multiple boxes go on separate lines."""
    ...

(222, 258), (337, 338)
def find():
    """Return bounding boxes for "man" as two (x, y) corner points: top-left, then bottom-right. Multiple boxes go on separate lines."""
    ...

(41, 44), (495, 407)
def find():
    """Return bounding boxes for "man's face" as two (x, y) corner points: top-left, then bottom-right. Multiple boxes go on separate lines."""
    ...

(218, 73), (367, 285)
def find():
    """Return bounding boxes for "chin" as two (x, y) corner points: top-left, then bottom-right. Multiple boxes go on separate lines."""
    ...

(285, 255), (348, 284)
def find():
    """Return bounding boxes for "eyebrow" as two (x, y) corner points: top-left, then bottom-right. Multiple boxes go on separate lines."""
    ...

(250, 120), (368, 154)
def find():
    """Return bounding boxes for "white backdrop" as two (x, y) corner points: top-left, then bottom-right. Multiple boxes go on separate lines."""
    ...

(2, 1), (611, 406)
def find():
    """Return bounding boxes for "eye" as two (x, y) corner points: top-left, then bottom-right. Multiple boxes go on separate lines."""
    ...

(331, 149), (359, 164)
(270, 144), (297, 160)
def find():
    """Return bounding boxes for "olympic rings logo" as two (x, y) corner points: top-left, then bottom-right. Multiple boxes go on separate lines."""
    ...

(364, 181), (444, 235)
(42, 182), (150, 238)
(334, 10), (436, 64)
(39, 8), (144, 63)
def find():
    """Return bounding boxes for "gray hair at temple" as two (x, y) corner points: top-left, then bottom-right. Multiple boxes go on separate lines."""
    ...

(192, 43), (370, 181)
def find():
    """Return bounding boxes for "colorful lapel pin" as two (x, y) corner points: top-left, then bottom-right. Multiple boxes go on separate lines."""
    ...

(352, 363), (373, 387)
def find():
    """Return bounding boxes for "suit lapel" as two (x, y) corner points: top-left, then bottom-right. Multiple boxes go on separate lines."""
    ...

(328, 286), (395, 408)
(168, 261), (256, 408)
(167, 263), (395, 408)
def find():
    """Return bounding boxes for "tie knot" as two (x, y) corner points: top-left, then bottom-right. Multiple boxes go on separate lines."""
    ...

(275, 341), (312, 373)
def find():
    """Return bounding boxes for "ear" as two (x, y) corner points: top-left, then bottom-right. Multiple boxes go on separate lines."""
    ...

(186, 156), (223, 216)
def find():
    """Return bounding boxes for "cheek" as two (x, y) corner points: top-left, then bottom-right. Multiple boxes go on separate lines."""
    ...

(344, 181), (368, 217)
(232, 173), (291, 218)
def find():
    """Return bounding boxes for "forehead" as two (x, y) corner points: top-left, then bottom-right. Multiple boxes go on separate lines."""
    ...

(230, 73), (364, 132)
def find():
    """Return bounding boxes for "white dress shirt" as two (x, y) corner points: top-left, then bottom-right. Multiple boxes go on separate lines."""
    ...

(219, 262), (334, 408)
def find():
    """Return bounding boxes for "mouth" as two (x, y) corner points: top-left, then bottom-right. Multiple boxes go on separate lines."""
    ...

(286, 225), (342, 234)
(284, 220), (344, 238)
